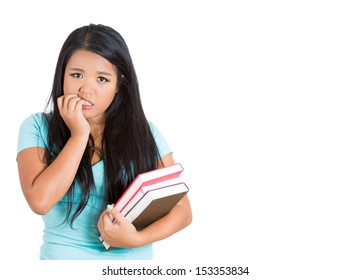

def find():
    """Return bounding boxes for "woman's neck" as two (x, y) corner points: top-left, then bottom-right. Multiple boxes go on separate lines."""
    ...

(89, 122), (105, 165)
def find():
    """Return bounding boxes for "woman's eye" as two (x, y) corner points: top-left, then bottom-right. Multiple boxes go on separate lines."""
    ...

(70, 73), (83, 79)
(97, 76), (110, 83)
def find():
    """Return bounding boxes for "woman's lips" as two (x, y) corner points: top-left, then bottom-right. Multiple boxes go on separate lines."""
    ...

(82, 99), (94, 110)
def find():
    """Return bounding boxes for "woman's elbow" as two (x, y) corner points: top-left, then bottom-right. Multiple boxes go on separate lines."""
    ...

(27, 198), (51, 215)
(186, 208), (193, 227)
(182, 203), (192, 228)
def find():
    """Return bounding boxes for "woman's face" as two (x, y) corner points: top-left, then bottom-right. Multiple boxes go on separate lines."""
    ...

(63, 49), (118, 125)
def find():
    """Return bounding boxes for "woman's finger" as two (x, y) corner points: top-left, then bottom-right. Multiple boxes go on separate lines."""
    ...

(108, 207), (126, 225)
(63, 95), (82, 112)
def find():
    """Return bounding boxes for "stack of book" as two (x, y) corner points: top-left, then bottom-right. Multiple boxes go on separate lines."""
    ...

(99, 163), (189, 250)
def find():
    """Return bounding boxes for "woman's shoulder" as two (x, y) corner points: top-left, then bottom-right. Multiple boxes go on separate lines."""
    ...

(19, 111), (50, 140)
(17, 112), (50, 154)
(148, 121), (163, 139)
(147, 120), (157, 132)
(147, 121), (172, 157)
(22, 112), (48, 125)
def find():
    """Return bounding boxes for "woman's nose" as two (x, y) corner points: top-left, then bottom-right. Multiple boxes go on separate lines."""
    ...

(78, 79), (94, 95)
(78, 87), (93, 95)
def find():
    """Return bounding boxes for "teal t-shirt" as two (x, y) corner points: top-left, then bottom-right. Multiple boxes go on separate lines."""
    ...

(17, 113), (172, 260)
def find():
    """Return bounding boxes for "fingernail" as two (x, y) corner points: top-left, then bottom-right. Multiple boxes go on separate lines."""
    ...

(107, 204), (113, 210)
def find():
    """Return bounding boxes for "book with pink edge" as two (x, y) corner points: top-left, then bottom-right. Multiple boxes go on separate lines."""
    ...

(99, 163), (188, 250)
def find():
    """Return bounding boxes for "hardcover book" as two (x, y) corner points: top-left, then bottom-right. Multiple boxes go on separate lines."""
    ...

(115, 163), (184, 213)
(99, 163), (188, 250)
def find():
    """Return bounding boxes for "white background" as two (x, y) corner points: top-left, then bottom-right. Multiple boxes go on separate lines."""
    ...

(1, 0), (350, 279)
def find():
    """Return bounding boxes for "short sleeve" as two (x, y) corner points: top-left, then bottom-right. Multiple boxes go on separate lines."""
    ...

(149, 122), (172, 158)
(17, 113), (48, 155)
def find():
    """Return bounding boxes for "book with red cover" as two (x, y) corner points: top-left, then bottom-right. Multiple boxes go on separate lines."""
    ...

(115, 163), (184, 213)
(99, 163), (187, 250)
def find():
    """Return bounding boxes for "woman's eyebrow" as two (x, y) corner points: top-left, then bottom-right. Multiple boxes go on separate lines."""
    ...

(68, 68), (112, 76)
(97, 71), (113, 76)
(68, 67), (84, 72)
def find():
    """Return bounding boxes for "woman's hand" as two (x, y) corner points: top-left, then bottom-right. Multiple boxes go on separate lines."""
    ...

(57, 94), (90, 137)
(98, 207), (143, 248)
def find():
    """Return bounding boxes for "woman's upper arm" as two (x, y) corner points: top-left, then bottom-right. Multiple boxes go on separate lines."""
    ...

(158, 152), (175, 168)
(17, 147), (47, 207)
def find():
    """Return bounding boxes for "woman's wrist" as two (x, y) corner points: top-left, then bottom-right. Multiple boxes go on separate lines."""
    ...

(69, 133), (90, 144)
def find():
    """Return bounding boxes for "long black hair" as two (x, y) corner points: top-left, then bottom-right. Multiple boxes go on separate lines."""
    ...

(44, 24), (161, 225)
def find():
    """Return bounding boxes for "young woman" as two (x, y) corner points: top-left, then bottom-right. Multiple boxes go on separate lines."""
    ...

(17, 24), (192, 260)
